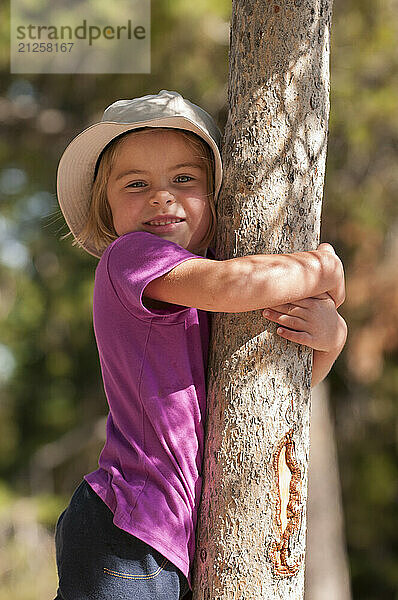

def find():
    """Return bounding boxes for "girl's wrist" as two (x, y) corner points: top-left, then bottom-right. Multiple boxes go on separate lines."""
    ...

(317, 314), (348, 357)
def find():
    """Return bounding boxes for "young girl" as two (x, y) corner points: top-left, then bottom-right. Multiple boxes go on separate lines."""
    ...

(54, 90), (346, 600)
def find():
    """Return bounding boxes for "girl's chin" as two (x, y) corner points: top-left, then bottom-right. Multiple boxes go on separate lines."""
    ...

(116, 227), (197, 252)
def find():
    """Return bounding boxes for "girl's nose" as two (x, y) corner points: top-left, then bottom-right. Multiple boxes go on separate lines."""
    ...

(149, 190), (176, 206)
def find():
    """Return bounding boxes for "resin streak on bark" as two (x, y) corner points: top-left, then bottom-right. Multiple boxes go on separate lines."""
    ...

(270, 429), (303, 577)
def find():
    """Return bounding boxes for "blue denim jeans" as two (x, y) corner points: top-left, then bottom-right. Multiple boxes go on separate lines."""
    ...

(54, 479), (191, 600)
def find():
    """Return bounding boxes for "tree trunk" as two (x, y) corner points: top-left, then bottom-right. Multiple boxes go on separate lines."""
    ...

(192, 1), (333, 598)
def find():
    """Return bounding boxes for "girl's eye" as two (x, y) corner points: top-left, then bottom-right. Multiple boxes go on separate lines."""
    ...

(126, 181), (145, 188)
(126, 175), (194, 189)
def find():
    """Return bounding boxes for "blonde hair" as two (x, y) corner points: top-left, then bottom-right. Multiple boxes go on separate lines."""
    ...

(65, 127), (217, 257)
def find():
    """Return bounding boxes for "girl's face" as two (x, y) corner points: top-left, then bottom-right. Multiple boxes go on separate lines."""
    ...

(106, 129), (211, 255)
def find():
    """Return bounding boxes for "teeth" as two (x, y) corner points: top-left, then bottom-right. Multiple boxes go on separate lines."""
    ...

(148, 219), (183, 225)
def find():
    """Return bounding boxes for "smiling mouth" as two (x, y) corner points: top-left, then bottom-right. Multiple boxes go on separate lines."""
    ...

(144, 218), (185, 226)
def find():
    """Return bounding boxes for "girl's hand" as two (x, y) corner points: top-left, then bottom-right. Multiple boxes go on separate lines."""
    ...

(262, 292), (347, 353)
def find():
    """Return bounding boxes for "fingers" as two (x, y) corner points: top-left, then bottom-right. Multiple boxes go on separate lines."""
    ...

(292, 296), (335, 309)
(263, 308), (308, 329)
(311, 292), (333, 300)
(275, 327), (313, 347)
(275, 299), (311, 310)
(264, 303), (295, 313)
(264, 301), (308, 313)
(263, 296), (332, 315)
(262, 308), (317, 349)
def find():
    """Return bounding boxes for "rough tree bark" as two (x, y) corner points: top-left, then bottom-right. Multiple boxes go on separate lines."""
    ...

(192, 1), (333, 599)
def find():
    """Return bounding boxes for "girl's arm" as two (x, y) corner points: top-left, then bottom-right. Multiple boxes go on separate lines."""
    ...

(311, 342), (346, 387)
(144, 243), (345, 313)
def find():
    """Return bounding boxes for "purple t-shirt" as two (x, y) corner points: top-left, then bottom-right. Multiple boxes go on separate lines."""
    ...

(84, 231), (211, 588)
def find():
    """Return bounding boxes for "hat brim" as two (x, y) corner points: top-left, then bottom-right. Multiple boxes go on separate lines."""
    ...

(56, 116), (223, 259)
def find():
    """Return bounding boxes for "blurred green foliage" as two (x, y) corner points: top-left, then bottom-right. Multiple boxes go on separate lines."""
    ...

(325, 2), (398, 596)
(0, 0), (397, 598)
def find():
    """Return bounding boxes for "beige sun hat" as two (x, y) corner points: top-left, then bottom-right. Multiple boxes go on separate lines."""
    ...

(56, 89), (223, 258)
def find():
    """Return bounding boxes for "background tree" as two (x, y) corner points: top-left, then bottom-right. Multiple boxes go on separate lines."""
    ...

(305, 382), (351, 599)
(193, 1), (333, 598)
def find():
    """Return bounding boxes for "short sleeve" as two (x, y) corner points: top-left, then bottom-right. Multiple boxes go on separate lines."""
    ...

(106, 231), (205, 319)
